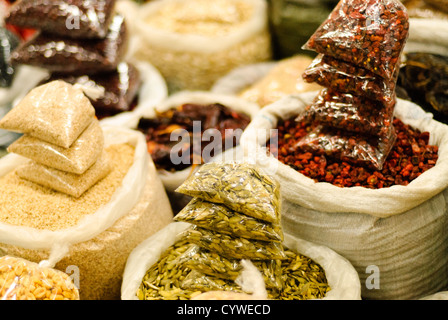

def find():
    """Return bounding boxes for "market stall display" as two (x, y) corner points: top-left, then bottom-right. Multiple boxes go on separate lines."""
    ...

(0, 81), (173, 300)
(121, 163), (361, 300)
(133, 0), (272, 93)
(3, 0), (146, 122)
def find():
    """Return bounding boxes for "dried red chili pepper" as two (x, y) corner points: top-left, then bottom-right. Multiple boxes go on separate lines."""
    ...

(302, 0), (409, 81)
(268, 117), (438, 188)
(299, 88), (395, 137)
(302, 54), (398, 106)
(137, 103), (251, 172)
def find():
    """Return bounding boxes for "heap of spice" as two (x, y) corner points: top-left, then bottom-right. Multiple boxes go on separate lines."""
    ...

(137, 163), (330, 300)
(137, 103), (251, 172)
(267, 116), (438, 189)
(297, 0), (410, 171)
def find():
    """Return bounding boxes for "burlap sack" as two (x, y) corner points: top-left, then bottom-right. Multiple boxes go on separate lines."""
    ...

(240, 92), (448, 300)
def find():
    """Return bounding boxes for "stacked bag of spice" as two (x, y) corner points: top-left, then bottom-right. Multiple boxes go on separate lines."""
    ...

(0, 255), (79, 300)
(0, 80), (174, 300)
(297, 0), (408, 171)
(240, 0), (448, 300)
(121, 162), (362, 300)
(3, 0), (143, 121)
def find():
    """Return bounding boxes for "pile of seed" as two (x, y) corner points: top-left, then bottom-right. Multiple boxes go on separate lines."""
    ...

(0, 143), (135, 231)
(268, 117), (438, 188)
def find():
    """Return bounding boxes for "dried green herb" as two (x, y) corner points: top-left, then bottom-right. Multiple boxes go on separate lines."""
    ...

(177, 244), (283, 290)
(181, 270), (243, 293)
(174, 198), (283, 242)
(180, 225), (286, 261)
(175, 162), (281, 223)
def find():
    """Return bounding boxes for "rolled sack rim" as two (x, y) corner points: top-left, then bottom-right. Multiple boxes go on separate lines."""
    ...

(135, 0), (268, 54)
(240, 91), (448, 218)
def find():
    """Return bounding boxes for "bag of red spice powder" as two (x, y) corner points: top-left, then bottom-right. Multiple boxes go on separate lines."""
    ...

(302, 0), (409, 81)
(240, 92), (448, 300)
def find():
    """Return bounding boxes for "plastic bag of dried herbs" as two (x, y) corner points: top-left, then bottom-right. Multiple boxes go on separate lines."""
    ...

(4, 0), (117, 39)
(0, 126), (173, 300)
(121, 222), (361, 300)
(176, 161), (281, 224)
(240, 92), (448, 299)
(175, 244), (283, 290)
(302, 54), (398, 107)
(302, 0), (409, 81)
(134, 90), (259, 193)
(132, 0), (272, 92)
(174, 198), (283, 242)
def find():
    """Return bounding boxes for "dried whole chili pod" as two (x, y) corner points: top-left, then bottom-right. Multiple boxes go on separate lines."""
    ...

(303, 0), (409, 81)
(302, 54), (398, 106)
(300, 88), (395, 137)
(294, 123), (397, 170)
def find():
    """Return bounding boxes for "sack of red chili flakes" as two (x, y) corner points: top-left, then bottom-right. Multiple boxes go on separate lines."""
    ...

(240, 92), (448, 300)
(302, 0), (409, 81)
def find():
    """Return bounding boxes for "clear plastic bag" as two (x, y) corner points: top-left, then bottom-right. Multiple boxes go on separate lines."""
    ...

(174, 197), (283, 242)
(0, 255), (79, 300)
(175, 162), (281, 224)
(10, 15), (128, 75)
(301, 88), (395, 137)
(302, 0), (409, 81)
(177, 244), (283, 290)
(302, 54), (397, 106)
(5, 0), (117, 39)
(16, 150), (111, 198)
(0, 81), (95, 148)
(179, 225), (286, 261)
(181, 270), (242, 293)
(8, 118), (103, 175)
(43, 62), (141, 119)
(294, 123), (397, 170)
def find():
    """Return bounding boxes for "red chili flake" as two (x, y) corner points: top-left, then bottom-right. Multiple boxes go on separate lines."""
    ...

(302, 54), (398, 106)
(299, 88), (395, 137)
(302, 0), (409, 81)
(267, 117), (438, 188)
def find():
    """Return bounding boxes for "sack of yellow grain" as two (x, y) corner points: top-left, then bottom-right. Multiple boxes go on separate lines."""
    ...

(0, 126), (174, 300)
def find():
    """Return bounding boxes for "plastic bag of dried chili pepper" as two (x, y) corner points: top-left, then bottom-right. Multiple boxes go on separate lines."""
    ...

(4, 0), (117, 39)
(302, 54), (398, 107)
(10, 15), (128, 75)
(300, 88), (395, 138)
(302, 0), (409, 81)
(294, 122), (397, 171)
(239, 92), (448, 300)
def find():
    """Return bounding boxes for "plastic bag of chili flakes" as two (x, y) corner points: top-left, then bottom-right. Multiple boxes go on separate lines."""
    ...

(302, 54), (398, 107)
(302, 0), (409, 81)
(300, 88), (395, 138)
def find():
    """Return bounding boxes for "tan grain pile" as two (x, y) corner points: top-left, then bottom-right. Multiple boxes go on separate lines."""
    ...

(0, 143), (135, 231)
